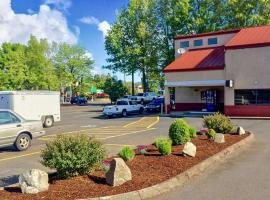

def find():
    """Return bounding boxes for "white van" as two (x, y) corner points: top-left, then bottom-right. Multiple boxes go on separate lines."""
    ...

(0, 91), (60, 127)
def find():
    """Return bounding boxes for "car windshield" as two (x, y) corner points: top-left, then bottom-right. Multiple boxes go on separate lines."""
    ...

(116, 101), (128, 105)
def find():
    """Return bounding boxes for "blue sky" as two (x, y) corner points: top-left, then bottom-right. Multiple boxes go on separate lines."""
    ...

(1, 0), (137, 81)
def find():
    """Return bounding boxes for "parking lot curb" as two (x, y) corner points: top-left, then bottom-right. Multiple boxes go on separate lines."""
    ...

(79, 133), (254, 200)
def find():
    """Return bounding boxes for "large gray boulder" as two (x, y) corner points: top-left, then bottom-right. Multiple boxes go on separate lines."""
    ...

(214, 133), (225, 143)
(106, 158), (132, 186)
(182, 142), (196, 157)
(19, 169), (49, 194)
(237, 126), (246, 135)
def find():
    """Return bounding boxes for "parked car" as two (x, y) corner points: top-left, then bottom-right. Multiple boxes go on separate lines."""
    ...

(145, 98), (165, 112)
(0, 109), (45, 151)
(70, 96), (87, 105)
(103, 99), (144, 118)
(130, 92), (157, 104)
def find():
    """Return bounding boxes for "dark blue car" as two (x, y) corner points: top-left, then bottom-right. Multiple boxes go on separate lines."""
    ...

(70, 96), (87, 105)
(145, 98), (165, 112)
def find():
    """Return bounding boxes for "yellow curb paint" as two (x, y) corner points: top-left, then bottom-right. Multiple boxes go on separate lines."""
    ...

(101, 128), (156, 140)
(0, 151), (40, 162)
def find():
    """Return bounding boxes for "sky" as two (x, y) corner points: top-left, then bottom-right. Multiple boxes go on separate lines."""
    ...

(0, 0), (138, 81)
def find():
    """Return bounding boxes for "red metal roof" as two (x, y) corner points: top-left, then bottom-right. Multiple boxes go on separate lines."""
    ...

(225, 25), (270, 49)
(174, 29), (240, 40)
(164, 47), (224, 73)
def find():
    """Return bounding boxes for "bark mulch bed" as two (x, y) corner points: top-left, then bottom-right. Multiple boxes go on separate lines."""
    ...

(0, 133), (249, 200)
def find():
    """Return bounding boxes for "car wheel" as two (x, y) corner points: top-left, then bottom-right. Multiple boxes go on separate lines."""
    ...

(122, 110), (127, 117)
(44, 116), (54, 128)
(108, 115), (113, 119)
(139, 107), (144, 114)
(15, 133), (31, 151)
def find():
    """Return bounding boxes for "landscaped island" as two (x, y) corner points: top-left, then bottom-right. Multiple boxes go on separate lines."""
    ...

(0, 114), (251, 200)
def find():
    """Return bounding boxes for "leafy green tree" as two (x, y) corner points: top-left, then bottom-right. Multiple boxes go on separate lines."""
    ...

(52, 43), (94, 92)
(103, 76), (128, 103)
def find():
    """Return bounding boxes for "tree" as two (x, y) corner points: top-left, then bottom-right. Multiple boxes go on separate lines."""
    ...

(52, 43), (94, 92)
(103, 76), (128, 103)
(0, 43), (27, 90)
(25, 36), (59, 90)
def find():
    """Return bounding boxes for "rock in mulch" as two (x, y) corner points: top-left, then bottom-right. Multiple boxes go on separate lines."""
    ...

(106, 158), (132, 186)
(237, 126), (246, 135)
(19, 169), (49, 194)
(182, 142), (196, 157)
(214, 133), (225, 143)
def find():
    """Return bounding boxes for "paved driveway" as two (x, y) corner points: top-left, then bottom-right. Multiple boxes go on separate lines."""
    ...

(157, 119), (270, 200)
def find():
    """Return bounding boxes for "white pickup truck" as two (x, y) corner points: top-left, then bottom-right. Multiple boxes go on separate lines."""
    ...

(130, 92), (158, 104)
(103, 99), (144, 118)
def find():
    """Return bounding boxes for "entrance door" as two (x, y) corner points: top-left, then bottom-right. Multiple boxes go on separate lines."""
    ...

(206, 90), (217, 112)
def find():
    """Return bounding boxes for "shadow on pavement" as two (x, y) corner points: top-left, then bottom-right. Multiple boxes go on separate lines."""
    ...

(0, 175), (19, 187)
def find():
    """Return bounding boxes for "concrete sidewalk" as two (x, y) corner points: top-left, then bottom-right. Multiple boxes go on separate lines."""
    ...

(157, 119), (270, 200)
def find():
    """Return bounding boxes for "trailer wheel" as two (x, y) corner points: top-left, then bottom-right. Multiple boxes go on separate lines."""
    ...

(44, 116), (54, 128)
(14, 133), (31, 151)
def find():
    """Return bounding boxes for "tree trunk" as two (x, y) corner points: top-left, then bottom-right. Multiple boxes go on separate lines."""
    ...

(131, 70), (135, 95)
(142, 68), (148, 92)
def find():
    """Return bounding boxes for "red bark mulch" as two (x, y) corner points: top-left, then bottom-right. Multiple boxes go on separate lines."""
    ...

(0, 133), (249, 200)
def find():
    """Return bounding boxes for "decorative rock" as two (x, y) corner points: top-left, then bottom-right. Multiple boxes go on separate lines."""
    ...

(19, 169), (49, 194)
(214, 133), (225, 143)
(106, 158), (132, 186)
(237, 126), (246, 135)
(182, 142), (196, 157)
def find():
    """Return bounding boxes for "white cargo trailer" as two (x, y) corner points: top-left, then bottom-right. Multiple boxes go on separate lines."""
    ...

(0, 91), (60, 127)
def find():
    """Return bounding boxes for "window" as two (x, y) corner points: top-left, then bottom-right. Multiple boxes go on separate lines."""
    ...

(208, 37), (218, 45)
(116, 101), (128, 105)
(180, 41), (189, 48)
(0, 111), (20, 125)
(194, 39), (203, 46)
(235, 89), (270, 105)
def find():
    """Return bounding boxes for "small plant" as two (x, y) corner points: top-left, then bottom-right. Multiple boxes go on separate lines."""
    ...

(41, 134), (106, 179)
(169, 119), (191, 145)
(203, 113), (233, 134)
(206, 129), (216, 140)
(101, 160), (111, 173)
(137, 145), (147, 155)
(189, 127), (197, 138)
(119, 146), (135, 161)
(155, 137), (172, 156)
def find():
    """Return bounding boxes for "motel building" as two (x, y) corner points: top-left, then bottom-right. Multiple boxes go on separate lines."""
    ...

(164, 25), (270, 117)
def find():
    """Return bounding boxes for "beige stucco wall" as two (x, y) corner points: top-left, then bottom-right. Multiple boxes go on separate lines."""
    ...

(165, 70), (225, 82)
(175, 33), (236, 58)
(224, 46), (270, 105)
(175, 87), (203, 103)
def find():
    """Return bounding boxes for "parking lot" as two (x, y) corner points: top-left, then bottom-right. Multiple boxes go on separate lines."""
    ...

(0, 103), (175, 186)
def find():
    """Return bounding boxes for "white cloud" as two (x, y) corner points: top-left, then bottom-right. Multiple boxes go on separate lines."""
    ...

(83, 51), (93, 60)
(0, 0), (77, 44)
(79, 16), (111, 37)
(74, 25), (80, 37)
(98, 21), (111, 38)
(44, 0), (72, 11)
(79, 16), (99, 25)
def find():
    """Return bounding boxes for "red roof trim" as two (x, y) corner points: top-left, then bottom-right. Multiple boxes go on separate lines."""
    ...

(164, 66), (224, 73)
(225, 42), (270, 50)
(175, 29), (239, 40)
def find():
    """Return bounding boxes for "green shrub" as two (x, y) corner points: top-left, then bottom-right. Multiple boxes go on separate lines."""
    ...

(203, 113), (233, 133)
(155, 137), (172, 156)
(169, 119), (191, 145)
(41, 134), (106, 179)
(119, 146), (135, 161)
(189, 127), (197, 138)
(206, 129), (216, 140)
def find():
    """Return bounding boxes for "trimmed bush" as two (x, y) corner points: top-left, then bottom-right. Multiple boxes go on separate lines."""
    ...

(203, 113), (233, 134)
(189, 127), (197, 138)
(169, 119), (191, 145)
(206, 129), (216, 140)
(155, 137), (172, 156)
(41, 134), (106, 179)
(119, 146), (135, 161)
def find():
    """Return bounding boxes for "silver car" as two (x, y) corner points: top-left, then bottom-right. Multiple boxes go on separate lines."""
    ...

(0, 109), (45, 151)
